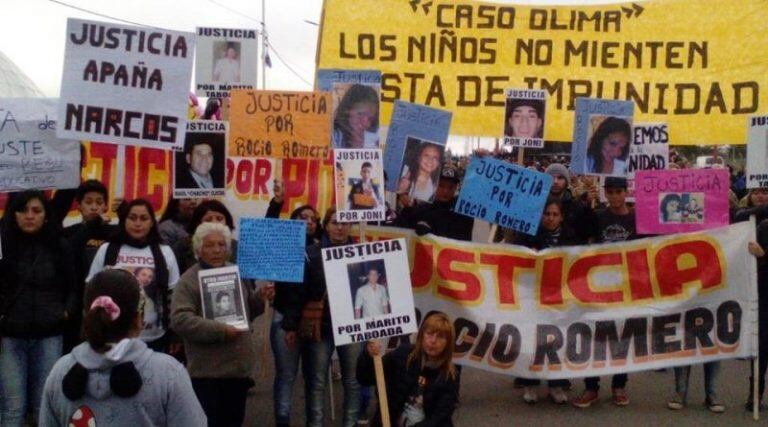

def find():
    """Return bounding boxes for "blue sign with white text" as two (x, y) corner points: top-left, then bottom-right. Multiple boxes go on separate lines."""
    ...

(237, 218), (306, 282)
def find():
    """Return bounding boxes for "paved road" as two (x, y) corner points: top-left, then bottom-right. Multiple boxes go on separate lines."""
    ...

(242, 316), (765, 426)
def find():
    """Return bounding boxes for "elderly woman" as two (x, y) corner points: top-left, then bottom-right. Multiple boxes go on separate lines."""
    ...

(171, 222), (272, 427)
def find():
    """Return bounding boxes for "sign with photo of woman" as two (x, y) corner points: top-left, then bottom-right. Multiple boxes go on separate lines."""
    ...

(570, 98), (635, 177)
(635, 169), (730, 234)
(317, 69), (381, 149)
(334, 149), (385, 222)
(396, 136), (445, 203)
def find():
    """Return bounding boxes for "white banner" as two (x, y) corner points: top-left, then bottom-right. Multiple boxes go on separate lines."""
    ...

(362, 221), (759, 379)
(0, 98), (80, 191)
(58, 18), (194, 150)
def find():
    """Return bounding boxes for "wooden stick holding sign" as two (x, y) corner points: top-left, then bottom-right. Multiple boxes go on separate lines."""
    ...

(260, 284), (273, 379)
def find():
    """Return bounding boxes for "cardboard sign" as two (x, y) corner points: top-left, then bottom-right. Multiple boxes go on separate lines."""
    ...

(198, 266), (249, 330)
(58, 18), (194, 150)
(628, 123), (669, 178)
(503, 89), (546, 148)
(195, 27), (259, 98)
(570, 98), (634, 177)
(383, 100), (452, 192)
(456, 157), (552, 235)
(0, 98), (80, 192)
(395, 136), (446, 203)
(322, 238), (418, 346)
(173, 121), (227, 198)
(229, 90), (332, 160)
(334, 149), (386, 222)
(746, 115), (768, 188)
(317, 69), (382, 150)
(237, 218), (307, 282)
(635, 169), (730, 235)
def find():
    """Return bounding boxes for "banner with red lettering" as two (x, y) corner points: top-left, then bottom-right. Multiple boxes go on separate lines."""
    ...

(362, 221), (758, 379)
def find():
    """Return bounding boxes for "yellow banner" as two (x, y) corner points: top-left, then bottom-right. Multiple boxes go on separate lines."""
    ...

(229, 90), (332, 159)
(318, 0), (768, 145)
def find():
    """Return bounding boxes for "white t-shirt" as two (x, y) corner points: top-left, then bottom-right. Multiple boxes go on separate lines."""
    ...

(213, 58), (240, 82)
(87, 244), (180, 342)
(354, 283), (390, 318)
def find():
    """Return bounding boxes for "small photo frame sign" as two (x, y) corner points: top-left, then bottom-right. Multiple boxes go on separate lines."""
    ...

(198, 265), (249, 331)
(334, 149), (386, 223)
(503, 89), (546, 149)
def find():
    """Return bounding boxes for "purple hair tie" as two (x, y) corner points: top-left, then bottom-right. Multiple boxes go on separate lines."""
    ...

(90, 296), (121, 321)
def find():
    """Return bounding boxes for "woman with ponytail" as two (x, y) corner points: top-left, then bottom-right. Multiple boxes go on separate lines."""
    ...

(39, 269), (205, 426)
(86, 199), (180, 353)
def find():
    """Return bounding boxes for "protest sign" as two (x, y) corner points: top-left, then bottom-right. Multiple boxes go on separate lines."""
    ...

(383, 100), (451, 192)
(173, 120), (227, 198)
(628, 123), (669, 178)
(322, 238), (418, 346)
(635, 169), (730, 235)
(0, 98), (80, 192)
(746, 115), (768, 188)
(58, 18), (194, 150)
(358, 221), (758, 379)
(395, 136), (446, 203)
(503, 89), (546, 148)
(317, 69), (382, 149)
(229, 90), (332, 160)
(455, 156), (552, 235)
(237, 218), (306, 282)
(195, 27), (258, 98)
(198, 265), (249, 330)
(318, 0), (768, 145)
(570, 98), (634, 177)
(334, 149), (385, 222)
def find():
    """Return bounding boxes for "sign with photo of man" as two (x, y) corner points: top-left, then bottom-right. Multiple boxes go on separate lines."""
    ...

(503, 89), (546, 148)
(194, 27), (259, 98)
(334, 149), (385, 222)
(746, 115), (768, 188)
(322, 238), (417, 346)
(174, 120), (227, 198)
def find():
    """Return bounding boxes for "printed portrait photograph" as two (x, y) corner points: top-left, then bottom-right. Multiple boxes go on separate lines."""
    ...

(212, 41), (242, 83)
(175, 132), (226, 190)
(585, 115), (633, 177)
(347, 259), (390, 320)
(397, 136), (445, 203)
(504, 97), (545, 139)
(659, 192), (705, 224)
(331, 82), (380, 149)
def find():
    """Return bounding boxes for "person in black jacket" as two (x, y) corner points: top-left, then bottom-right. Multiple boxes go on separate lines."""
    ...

(282, 207), (362, 427)
(357, 312), (460, 427)
(397, 166), (474, 242)
(0, 190), (77, 426)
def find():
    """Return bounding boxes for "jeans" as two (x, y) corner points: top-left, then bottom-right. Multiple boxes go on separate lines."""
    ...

(301, 335), (362, 427)
(191, 377), (251, 427)
(0, 335), (62, 427)
(674, 362), (721, 400)
(584, 374), (628, 391)
(270, 311), (301, 426)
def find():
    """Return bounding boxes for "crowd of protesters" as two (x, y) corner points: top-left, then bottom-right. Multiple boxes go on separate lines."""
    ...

(0, 146), (767, 427)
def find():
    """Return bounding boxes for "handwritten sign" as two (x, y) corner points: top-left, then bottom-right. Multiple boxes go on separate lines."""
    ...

(747, 115), (768, 188)
(0, 98), (80, 192)
(236, 218), (307, 281)
(635, 169), (730, 235)
(194, 27), (259, 98)
(322, 238), (417, 346)
(229, 90), (332, 160)
(57, 18), (195, 150)
(456, 156), (552, 236)
(383, 100), (452, 192)
(570, 98), (634, 177)
(628, 123), (669, 178)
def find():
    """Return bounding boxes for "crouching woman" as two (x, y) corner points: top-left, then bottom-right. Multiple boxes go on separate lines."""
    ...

(356, 312), (461, 427)
(171, 222), (271, 427)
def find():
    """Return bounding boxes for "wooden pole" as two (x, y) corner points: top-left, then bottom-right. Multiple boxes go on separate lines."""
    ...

(260, 287), (272, 379)
(373, 354), (391, 427)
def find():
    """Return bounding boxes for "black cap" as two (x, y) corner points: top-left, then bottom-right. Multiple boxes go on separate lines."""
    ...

(603, 176), (628, 189)
(507, 98), (544, 118)
(440, 166), (460, 183)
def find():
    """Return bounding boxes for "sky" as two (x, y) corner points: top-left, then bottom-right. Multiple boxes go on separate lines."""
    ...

(0, 0), (623, 153)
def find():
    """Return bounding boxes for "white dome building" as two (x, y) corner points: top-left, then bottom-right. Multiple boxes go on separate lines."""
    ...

(0, 51), (44, 97)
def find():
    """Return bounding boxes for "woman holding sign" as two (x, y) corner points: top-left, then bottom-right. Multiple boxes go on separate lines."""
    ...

(357, 312), (460, 427)
(171, 222), (272, 427)
(282, 207), (362, 427)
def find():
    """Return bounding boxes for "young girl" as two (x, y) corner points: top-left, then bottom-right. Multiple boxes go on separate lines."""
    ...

(39, 269), (205, 426)
(357, 312), (461, 426)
